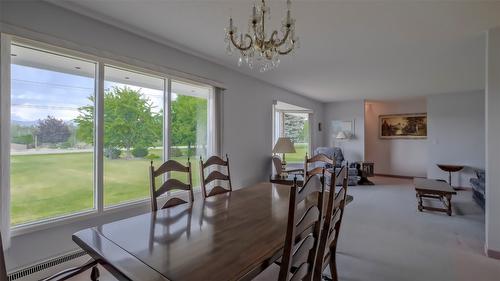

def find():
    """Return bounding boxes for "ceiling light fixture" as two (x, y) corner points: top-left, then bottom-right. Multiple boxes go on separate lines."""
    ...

(224, 0), (299, 72)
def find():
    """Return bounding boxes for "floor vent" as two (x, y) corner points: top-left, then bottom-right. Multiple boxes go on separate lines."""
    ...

(8, 250), (87, 281)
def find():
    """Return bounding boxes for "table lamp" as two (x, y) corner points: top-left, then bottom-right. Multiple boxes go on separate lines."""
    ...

(272, 137), (296, 178)
(336, 131), (348, 140)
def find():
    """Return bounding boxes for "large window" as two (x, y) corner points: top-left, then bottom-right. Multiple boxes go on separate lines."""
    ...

(273, 102), (311, 164)
(103, 66), (165, 207)
(4, 39), (219, 228)
(169, 80), (211, 187)
(10, 44), (96, 226)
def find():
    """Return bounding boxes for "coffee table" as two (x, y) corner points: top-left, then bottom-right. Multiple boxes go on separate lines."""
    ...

(414, 178), (457, 216)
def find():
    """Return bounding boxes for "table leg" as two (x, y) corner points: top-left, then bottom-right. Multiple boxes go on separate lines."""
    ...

(416, 192), (423, 212)
(445, 194), (452, 216)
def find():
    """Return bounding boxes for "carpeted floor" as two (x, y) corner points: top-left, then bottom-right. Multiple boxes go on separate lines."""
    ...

(333, 176), (499, 281)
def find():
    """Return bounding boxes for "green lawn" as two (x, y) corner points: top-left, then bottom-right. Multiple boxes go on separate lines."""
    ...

(11, 150), (199, 226)
(285, 143), (309, 163)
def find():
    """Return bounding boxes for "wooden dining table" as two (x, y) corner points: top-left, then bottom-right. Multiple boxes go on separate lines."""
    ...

(73, 181), (352, 281)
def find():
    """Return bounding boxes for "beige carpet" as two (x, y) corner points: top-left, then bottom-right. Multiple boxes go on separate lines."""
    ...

(334, 177), (499, 281)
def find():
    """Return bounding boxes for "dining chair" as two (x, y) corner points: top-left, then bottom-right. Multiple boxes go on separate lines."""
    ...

(1, 230), (100, 281)
(149, 159), (194, 211)
(200, 155), (232, 198)
(313, 166), (349, 281)
(254, 174), (325, 281)
(304, 153), (335, 180)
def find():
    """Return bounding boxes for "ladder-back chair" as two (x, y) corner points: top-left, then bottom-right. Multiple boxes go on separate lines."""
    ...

(200, 155), (232, 198)
(149, 159), (194, 211)
(314, 166), (349, 281)
(304, 153), (335, 180)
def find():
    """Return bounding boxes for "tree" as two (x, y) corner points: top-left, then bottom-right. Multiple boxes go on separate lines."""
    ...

(170, 95), (207, 155)
(284, 113), (306, 143)
(35, 116), (71, 144)
(75, 86), (162, 158)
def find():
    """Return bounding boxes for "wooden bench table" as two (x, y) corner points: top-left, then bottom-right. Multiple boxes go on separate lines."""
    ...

(414, 178), (457, 216)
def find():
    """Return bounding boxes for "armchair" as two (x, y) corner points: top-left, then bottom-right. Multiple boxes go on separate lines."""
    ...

(313, 147), (359, 185)
(272, 155), (303, 177)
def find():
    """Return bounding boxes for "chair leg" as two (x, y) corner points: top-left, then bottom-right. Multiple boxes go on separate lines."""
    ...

(90, 266), (100, 281)
(328, 254), (338, 281)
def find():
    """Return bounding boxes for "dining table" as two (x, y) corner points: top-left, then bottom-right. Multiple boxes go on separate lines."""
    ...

(73, 181), (353, 281)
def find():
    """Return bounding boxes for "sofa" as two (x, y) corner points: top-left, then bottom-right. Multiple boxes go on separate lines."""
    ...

(313, 147), (359, 186)
(470, 169), (485, 209)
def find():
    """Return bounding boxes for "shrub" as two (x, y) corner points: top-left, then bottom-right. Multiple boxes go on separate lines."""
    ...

(170, 147), (183, 157)
(59, 141), (73, 149)
(146, 153), (161, 160)
(132, 147), (148, 158)
(105, 147), (121, 159)
(12, 134), (34, 145)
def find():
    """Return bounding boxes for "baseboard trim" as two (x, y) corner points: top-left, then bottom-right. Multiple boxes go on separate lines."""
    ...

(486, 248), (500, 259)
(374, 173), (414, 179)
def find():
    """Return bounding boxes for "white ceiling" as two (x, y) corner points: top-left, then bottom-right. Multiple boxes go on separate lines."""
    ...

(49, 0), (500, 102)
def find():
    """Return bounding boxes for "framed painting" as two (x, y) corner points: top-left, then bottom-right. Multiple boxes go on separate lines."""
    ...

(379, 113), (427, 139)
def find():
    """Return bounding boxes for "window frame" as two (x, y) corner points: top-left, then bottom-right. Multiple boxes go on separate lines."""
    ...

(272, 107), (313, 163)
(1, 35), (219, 236)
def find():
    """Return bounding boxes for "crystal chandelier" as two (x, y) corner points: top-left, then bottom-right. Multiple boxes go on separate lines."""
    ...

(224, 0), (300, 72)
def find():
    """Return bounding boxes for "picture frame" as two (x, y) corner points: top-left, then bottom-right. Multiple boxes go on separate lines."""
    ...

(379, 113), (427, 139)
(331, 120), (355, 139)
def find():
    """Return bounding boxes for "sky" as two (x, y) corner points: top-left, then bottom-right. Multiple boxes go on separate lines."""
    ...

(11, 64), (164, 124)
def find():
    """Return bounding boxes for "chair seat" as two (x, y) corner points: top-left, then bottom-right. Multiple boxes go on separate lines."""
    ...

(252, 264), (281, 281)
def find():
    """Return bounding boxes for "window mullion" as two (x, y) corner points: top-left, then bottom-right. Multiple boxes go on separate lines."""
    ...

(1, 34), (12, 243)
(163, 78), (171, 185)
(95, 62), (105, 213)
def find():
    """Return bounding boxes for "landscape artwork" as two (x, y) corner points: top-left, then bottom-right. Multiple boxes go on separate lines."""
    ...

(379, 113), (427, 139)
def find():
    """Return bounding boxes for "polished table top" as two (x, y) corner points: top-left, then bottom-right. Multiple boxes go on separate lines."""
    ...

(73, 182), (351, 281)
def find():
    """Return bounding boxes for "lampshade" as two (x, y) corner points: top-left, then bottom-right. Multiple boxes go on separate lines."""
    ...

(336, 131), (348, 139)
(272, 137), (296, 153)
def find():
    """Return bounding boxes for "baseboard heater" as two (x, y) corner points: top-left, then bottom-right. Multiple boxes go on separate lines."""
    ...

(8, 250), (87, 281)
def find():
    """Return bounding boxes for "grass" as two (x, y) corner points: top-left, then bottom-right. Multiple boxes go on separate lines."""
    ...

(10, 149), (199, 226)
(285, 143), (309, 163)
(11, 143), (308, 226)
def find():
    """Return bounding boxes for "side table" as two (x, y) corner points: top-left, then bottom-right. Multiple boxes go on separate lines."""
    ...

(270, 174), (304, 186)
(437, 164), (464, 189)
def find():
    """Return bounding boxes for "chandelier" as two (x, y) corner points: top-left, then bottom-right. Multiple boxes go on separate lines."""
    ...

(224, 0), (300, 72)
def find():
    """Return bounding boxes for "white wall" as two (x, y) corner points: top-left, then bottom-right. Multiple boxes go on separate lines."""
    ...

(364, 98), (427, 177)
(323, 100), (365, 162)
(0, 1), (324, 270)
(427, 91), (485, 188)
(485, 26), (500, 257)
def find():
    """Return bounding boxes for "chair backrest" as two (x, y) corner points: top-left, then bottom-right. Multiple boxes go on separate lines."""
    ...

(0, 231), (7, 281)
(200, 155), (232, 198)
(313, 166), (349, 281)
(278, 174), (325, 281)
(304, 153), (335, 180)
(272, 155), (283, 175)
(149, 159), (193, 211)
